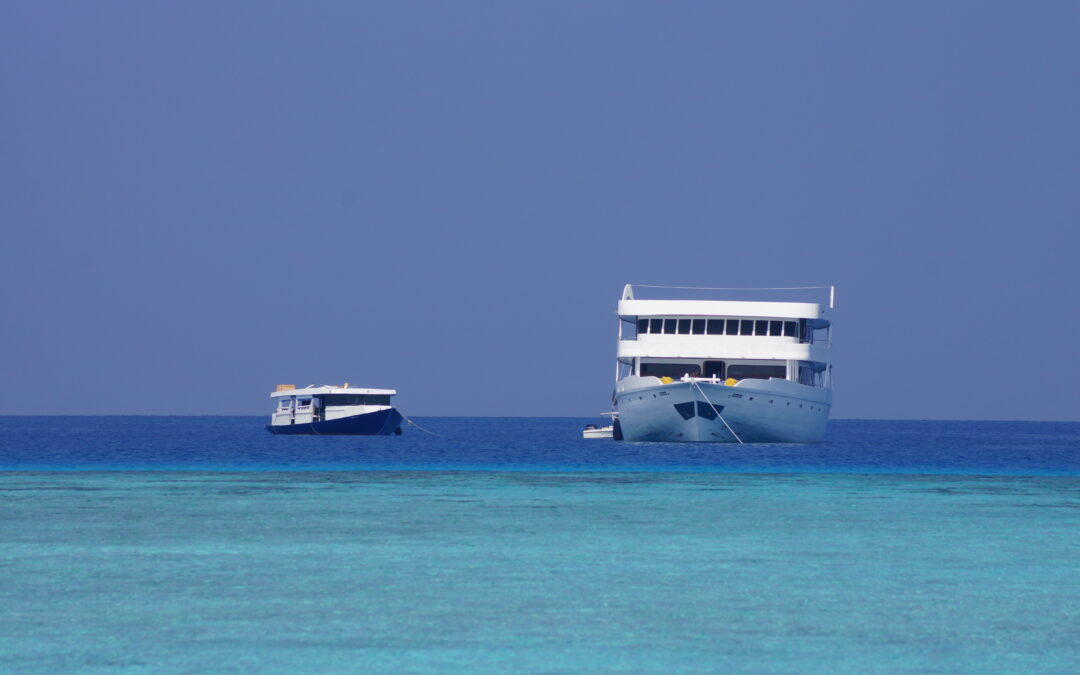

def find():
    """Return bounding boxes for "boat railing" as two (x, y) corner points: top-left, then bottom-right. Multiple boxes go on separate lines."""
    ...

(677, 375), (740, 386)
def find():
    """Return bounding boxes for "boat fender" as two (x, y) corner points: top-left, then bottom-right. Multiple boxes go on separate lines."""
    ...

(725, 378), (739, 386)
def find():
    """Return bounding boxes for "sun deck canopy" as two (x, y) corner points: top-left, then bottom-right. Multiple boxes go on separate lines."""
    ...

(619, 299), (827, 322)
(270, 385), (396, 398)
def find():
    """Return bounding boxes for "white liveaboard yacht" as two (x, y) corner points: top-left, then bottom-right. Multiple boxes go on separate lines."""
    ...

(612, 284), (834, 443)
(267, 384), (403, 435)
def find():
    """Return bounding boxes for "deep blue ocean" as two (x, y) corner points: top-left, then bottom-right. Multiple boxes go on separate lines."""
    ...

(2, 417), (1079, 672)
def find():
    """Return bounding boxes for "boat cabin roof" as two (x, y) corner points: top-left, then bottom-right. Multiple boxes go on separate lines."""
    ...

(270, 385), (396, 398)
(619, 283), (832, 322)
(619, 299), (827, 321)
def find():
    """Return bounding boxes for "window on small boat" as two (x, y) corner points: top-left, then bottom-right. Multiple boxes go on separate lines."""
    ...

(277, 398), (293, 410)
(320, 394), (391, 407)
(727, 364), (786, 380)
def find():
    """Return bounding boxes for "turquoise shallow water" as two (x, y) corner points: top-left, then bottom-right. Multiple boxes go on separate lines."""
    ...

(2, 471), (1079, 673)
(1, 417), (1079, 672)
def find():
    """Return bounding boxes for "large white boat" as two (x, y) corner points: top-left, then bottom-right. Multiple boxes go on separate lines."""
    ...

(612, 284), (834, 443)
(267, 384), (403, 435)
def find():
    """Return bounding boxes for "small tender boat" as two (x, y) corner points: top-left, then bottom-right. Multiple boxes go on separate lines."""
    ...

(582, 412), (618, 439)
(267, 384), (403, 435)
(582, 424), (614, 439)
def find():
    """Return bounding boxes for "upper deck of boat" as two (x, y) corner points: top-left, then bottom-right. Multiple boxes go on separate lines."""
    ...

(618, 284), (831, 322)
(615, 284), (834, 365)
(270, 385), (397, 399)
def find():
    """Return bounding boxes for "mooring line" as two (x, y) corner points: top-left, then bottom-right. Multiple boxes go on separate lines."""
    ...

(401, 414), (446, 438)
(692, 381), (744, 444)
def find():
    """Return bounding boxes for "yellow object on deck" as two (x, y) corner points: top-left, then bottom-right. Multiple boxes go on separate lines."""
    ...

(660, 376), (674, 384)
(725, 378), (739, 386)
(276, 384), (296, 392)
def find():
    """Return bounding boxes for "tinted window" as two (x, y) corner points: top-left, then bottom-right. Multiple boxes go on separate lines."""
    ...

(641, 363), (701, 378)
(703, 360), (725, 378)
(674, 402), (696, 420)
(769, 320), (782, 336)
(727, 364), (786, 380)
(298, 399), (312, 406)
(691, 319), (706, 334)
(740, 320), (754, 336)
(663, 319), (677, 334)
(696, 401), (719, 420)
(755, 320), (768, 335)
(322, 394), (391, 406)
(784, 321), (797, 337)
(677, 319), (691, 334)
(706, 319), (724, 335)
(637, 319), (649, 334)
(726, 319), (740, 334)
(649, 318), (661, 334)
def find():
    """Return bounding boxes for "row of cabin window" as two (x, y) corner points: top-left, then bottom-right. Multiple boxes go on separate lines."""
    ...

(278, 394), (390, 409)
(638, 361), (819, 385)
(637, 318), (798, 338)
(323, 394), (391, 406)
(639, 361), (786, 380)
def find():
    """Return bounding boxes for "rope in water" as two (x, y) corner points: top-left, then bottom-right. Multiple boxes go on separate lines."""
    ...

(401, 414), (446, 438)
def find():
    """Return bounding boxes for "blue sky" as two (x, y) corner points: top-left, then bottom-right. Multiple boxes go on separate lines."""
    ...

(2, 1), (1078, 419)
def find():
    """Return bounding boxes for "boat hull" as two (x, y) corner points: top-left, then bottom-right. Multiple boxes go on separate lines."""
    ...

(266, 408), (403, 435)
(614, 380), (830, 443)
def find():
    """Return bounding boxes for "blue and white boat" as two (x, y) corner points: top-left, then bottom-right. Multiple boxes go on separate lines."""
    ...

(612, 284), (834, 443)
(267, 384), (403, 435)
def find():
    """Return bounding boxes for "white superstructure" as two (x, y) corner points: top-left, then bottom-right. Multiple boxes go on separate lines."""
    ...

(613, 284), (834, 443)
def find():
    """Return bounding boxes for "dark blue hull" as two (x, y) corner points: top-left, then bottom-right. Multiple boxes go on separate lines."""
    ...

(266, 408), (403, 435)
